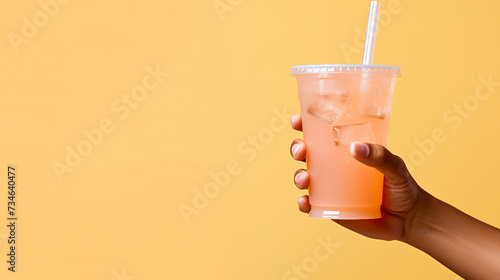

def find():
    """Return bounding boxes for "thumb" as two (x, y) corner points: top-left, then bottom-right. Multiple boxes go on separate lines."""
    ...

(350, 142), (409, 183)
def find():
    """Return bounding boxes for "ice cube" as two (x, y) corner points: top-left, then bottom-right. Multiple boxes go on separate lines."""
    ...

(332, 122), (375, 146)
(332, 100), (357, 125)
(307, 97), (348, 125)
(365, 102), (386, 119)
(364, 83), (390, 119)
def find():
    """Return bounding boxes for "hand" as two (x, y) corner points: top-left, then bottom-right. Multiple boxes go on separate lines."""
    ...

(290, 114), (425, 241)
(291, 114), (500, 278)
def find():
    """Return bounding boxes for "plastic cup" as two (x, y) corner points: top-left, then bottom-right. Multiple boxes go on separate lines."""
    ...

(291, 64), (401, 219)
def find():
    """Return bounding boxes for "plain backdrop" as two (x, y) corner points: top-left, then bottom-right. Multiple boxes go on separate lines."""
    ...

(1, 1), (499, 279)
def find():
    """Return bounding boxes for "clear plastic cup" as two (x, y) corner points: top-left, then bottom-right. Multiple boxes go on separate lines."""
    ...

(291, 64), (401, 219)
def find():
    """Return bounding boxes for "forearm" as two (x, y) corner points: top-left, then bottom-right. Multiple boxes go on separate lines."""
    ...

(403, 190), (500, 279)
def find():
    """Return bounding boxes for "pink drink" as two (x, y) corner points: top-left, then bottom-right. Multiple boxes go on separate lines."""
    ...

(291, 65), (401, 219)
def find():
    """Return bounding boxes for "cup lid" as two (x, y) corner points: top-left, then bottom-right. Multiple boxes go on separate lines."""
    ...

(290, 64), (401, 77)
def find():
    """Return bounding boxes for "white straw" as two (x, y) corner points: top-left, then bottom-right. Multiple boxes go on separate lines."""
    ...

(362, 1), (380, 65)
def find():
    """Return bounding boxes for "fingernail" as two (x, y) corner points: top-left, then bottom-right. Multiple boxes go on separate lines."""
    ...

(290, 115), (298, 125)
(294, 172), (303, 185)
(350, 142), (369, 158)
(291, 144), (300, 158)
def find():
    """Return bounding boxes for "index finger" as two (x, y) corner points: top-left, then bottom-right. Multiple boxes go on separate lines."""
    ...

(291, 114), (302, 131)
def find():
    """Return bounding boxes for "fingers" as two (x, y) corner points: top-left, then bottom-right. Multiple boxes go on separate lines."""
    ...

(294, 169), (310, 190)
(297, 195), (310, 213)
(291, 114), (308, 214)
(291, 114), (302, 131)
(350, 142), (409, 183)
(290, 139), (306, 162)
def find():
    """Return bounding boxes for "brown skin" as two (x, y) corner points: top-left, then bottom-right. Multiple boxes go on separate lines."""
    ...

(290, 114), (500, 279)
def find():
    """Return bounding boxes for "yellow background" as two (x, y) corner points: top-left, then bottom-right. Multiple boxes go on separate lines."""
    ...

(1, 0), (499, 279)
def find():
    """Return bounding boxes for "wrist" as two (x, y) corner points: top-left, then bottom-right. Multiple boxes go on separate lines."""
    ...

(400, 188), (435, 244)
